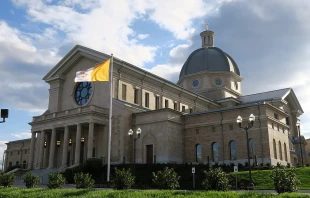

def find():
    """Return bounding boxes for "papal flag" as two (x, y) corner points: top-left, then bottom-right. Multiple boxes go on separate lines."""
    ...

(74, 59), (111, 82)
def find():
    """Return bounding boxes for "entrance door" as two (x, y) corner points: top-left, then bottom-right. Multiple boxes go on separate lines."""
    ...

(146, 145), (153, 164)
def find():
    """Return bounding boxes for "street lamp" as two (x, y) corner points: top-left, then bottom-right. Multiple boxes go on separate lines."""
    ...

(296, 120), (304, 167)
(0, 109), (9, 123)
(237, 114), (255, 189)
(128, 128), (141, 176)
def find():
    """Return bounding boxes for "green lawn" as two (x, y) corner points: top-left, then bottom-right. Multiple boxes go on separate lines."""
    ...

(231, 167), (310, 190)
(0, 188), (309, 198)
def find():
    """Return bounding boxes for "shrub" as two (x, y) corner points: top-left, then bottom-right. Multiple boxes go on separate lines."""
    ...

(202, 167), (230, 191)
(152, 167), (180, 190)
(110, 168), (135, 190)
(270, 167), (299, 194)
(23, 172), (40, 188)
(74, 172), (95, 189)
(63, 159), (104, 184)
(47, 172), (66, 189)
(0, 173), (16, 187)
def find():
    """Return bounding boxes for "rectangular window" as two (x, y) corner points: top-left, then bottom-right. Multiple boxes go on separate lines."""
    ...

(134, 89), (139, 104)
(274, 113), (279, 120)
(25, 150), (27, 154)
(277, 124), (280, 131)
(11, 152), (12, 156)
(17, 151), (20, 155)
(196, 129), (199, 135)
(283, 128), (285, 134)
(286, 117), (290, 125)
(272, 123), (274, 129)
(182, 106), (185, 112)
(174, 102), (178, 110)
(212, 127), (216, 133)
(229, 125), (233, 131)
(122, 84), (127, 100)
(145, 92), (149, 108)
(155, 96), (160, 110)
(190, 108), (193, 113)
(165, 99), (169, 108)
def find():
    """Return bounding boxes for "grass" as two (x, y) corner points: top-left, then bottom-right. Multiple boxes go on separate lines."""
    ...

(0, 188), (309, 198)
(231, 167), (310, 190)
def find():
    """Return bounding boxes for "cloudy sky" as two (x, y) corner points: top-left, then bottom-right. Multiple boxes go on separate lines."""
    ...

(1, 0), (310, 167)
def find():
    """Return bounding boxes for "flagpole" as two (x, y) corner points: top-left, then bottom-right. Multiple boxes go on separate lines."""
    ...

(107, 54), (113, 182)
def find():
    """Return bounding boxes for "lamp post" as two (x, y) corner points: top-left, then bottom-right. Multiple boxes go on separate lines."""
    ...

(296, 120), (304, 167)
(0, 109), (9, 123)
(237, 114), (255, 189)
(128, 128), (141, 176)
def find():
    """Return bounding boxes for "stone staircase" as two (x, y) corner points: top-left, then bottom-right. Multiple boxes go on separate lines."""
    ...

(14, 167), (65, 185)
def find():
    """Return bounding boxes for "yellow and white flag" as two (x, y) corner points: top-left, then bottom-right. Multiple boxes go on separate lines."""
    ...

(74, 59), (110, 82)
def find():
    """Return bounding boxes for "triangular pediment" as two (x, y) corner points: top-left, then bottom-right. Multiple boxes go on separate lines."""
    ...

(43, 45), (111, 82)
(283, 88), (304, 115)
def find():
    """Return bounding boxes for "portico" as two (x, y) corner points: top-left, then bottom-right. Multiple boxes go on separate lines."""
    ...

(28, 105), (109, 169)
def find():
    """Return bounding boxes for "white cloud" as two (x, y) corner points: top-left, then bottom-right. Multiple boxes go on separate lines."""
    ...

(147, 0), (231, 40)
(137, 34), (149, 40)
(11, 132), (31, 139)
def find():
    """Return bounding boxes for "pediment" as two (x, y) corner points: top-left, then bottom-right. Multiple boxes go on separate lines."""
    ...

(43, 45), (111, 83)
(283, 89), (304, 115)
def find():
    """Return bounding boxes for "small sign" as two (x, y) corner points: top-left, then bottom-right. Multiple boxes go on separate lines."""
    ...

(192, 167), (195, 174)
(234, 166), (238, 172)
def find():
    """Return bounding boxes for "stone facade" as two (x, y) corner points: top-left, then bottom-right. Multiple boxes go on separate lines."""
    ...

(3, 28), (305, 171)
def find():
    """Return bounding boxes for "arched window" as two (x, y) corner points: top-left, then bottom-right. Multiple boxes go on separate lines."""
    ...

(249, 139), (255, 158)
(196, 144), (202, 162)
(279, 141), (282, 160)
(229, 140), (237, 160)
(273, 139), (277, 159)
(212, 142), (218, 162)
(284, 143), (288, 161)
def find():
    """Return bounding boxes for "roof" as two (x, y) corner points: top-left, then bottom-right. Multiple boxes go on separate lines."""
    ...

(238, 88), (291, 104)
(179, 47), (240, 80)
(237, 88), (303, 113)
(185, 102), (264, 117)
(113, 98), (149, 111)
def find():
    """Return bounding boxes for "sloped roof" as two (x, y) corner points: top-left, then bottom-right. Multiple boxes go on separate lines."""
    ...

(238, 88), (303, 113)
(238, 88), (291, 104)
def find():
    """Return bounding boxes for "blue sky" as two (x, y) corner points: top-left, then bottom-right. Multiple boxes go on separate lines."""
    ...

(1, 0), (310, 166)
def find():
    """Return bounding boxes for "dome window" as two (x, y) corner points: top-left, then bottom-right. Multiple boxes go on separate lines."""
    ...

(192, 80), (199, 87)
(215, 78), (222, 86)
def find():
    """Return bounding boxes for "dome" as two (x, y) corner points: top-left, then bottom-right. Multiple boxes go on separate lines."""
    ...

(179, 47), (240, 80)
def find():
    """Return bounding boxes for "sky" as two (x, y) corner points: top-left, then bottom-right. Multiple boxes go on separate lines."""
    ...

(1, 0), (310, 168)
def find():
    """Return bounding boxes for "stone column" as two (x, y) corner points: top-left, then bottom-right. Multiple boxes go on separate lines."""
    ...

(74, 124), (82, 165)
(28, 132), (36, 169)
(38, 130), (45, 169)
(87, 122), (94, 159)
(62, 126), (69, 167)
(48, 128), (56, 169)
(34, 132), (41, 169)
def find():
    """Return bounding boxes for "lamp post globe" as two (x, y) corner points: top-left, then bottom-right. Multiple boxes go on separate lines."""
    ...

(128, 128), (142, 176)
(236, 114), (255, 189)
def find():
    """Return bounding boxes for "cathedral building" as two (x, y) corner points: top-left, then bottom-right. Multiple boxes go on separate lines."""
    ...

(3, 28), (305, 171)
